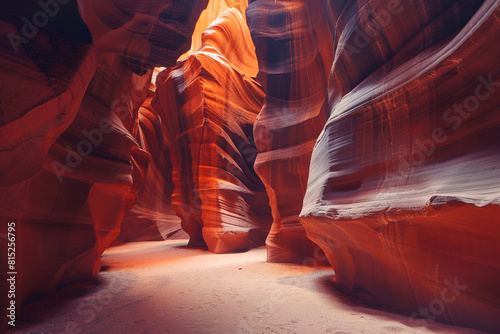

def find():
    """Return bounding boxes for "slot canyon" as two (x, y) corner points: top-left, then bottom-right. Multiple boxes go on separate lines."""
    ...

(0, 0), (499, 333)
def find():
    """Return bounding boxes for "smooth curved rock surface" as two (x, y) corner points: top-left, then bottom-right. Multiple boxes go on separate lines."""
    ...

(301, 0), (500, 332)
(247, 0), (334, 263)
(2, 0), (499, 332)
(0, 1), (95, 330)
(153, 8), (272, 253)
(117, 94), (187, 243)
(77, 0), (210, 74)
(181, 0), (230, 59)
(1, 0), (208, 329)
(0, 3), (94, 187)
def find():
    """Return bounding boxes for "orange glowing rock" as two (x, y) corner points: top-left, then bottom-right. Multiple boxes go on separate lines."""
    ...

(118, 95), (187, 243)
(1, 0), (499, 332)
(181, 0), (230, 59)
(0, 63), (153, 326)
(153, 8), (272, 253)
(77, 0), (210, 74)
(246, 0), (334, 263)
(300, 1), (500, 332)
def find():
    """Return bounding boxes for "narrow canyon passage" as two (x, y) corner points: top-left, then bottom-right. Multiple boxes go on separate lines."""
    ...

(8, 241), (487, 334)
(2, 0), (499, 332)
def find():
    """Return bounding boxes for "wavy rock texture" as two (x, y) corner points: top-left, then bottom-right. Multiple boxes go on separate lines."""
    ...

(77, 0), (210, 74)
(0, 2), (94, 186)
(1, 0), (209, 329)
(180, 0), (230, 59)
(0, 1), (95, 330)
(153, 8), (271, 253)
(2, 0), (499, 332)
(117, 94), (187, 243)
(0, 64), (152, 315)
(246, 0), (334, 262)
(301, 0), (500, 332)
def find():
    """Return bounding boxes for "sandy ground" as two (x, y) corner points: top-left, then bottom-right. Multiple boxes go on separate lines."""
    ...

(8, 240), (488, 334)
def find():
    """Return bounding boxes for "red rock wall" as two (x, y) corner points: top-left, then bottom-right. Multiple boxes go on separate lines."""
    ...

(77, 0), (210, 74)
(0, 2), (96, 329)
(116, 95), (187, 244)
(153, 8), (272, 253)
(1, 0), (499, 332)
(300, 0), (500, 332)
(246, 0), (334, 262)
(1, 0), (209, 329)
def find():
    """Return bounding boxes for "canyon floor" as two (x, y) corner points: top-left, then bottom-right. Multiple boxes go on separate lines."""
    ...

(9, 240), (487, 334)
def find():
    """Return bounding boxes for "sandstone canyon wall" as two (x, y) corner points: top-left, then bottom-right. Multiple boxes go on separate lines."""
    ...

(153, 6), (273, 253)
(246, 0), (334, 263)
(0, 0), (499, 332)
(116, 94), (187, 244)
(0, 0), (209, 329)
(0, 1), (96, 329)
(300, 0), (500, 332)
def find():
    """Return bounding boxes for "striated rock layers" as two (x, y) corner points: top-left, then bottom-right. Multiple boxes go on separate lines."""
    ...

(153, 7), (272, 253)
(0, 0), (208, 329)
(300, 0), (500, 332)
(246, 0), (334, 262)
(0, 1), (96, 329)
(1, 0), (499, 332)
(117, 94), (187, 243)
(77, 0), (210, 74)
